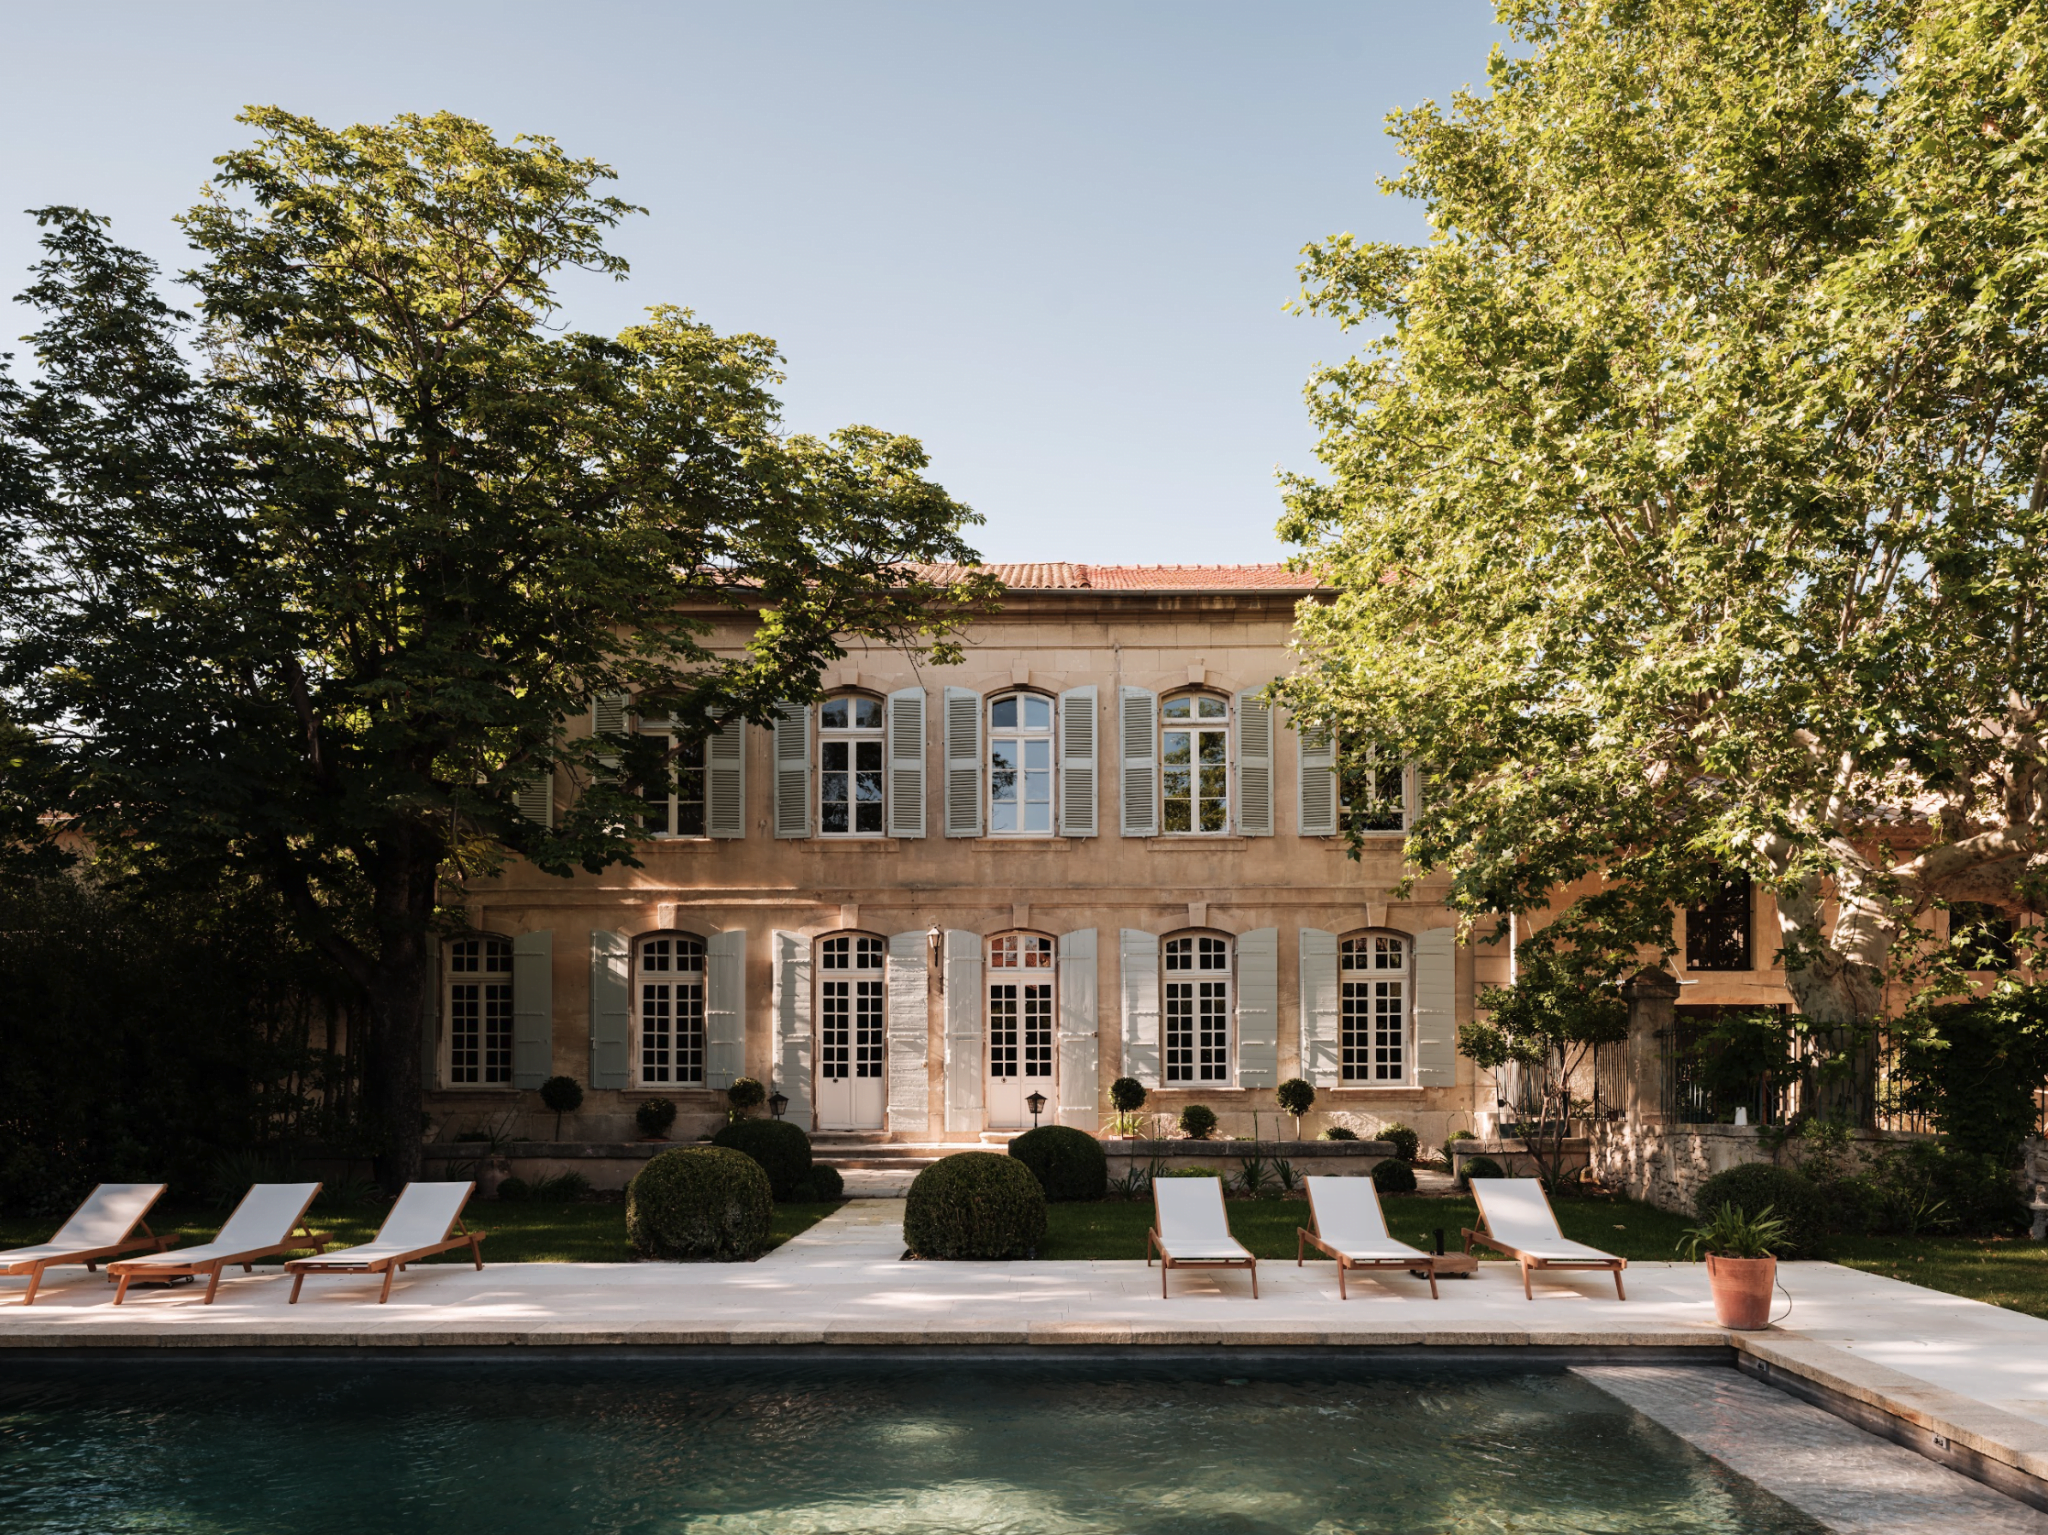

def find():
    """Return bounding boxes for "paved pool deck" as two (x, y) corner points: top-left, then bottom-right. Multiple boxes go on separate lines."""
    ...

(3, 1198), (2045, 1506)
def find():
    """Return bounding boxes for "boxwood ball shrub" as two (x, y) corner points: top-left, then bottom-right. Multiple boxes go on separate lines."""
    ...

(1007, 1124), (1108, 1202)
(1178, 1104), (1219, 1140)
(636, 1098), (678, 1139)
(803, 1163), (845, 1202)
(626, 1147), (773, 1261)
(1370, 1158), (1418, 1194)
(904, 1152), (1048, 1259)
(1321, 1126), (1358, 1141)
(711, 1118), (814, 1201)
(1109, 1077), (1148, 1113)
(1458, 1154), (1506, 1185)
(1694, 1163), (1831, 1259)
(726, 1076), (767, 1116)
(1380, 1123), (1421, 1162)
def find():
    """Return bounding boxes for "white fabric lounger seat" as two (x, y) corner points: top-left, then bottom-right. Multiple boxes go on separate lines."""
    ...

(1297, 1176), (1441, 1298)
(1465, 1178), (1627, 1300)
(106, 1183), (329, 1305)
(0, 1184), (171, 1305)
(286, 1181), (484, 1304)
(1148, 1177), (1257, 1298)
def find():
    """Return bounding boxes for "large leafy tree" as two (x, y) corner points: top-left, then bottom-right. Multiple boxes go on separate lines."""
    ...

(0, 110), (990, 1184)
(1277, 0), (2047, 1103)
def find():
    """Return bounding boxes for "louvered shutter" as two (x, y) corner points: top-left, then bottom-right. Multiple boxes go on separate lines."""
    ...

(943, 687), (982, 838)
(887, 688), (927, 838)
(707, 717), (745, 838)
(511, 930), (553, 1089)
(705, 929), (746, 1089)
(589, 930), (630, 1090)
(1235, 928), (1278, 1089)
(1119, 928), (1160, 1087)
(1118, 687), (1157, 837)
(1414, 926), (1457, 1086)
(943, 929), (983, 1130)
(1058, 685), (1098, 837)
(1297, 722), (1338, 837)
(591, 693), (630, 770)
(1298, 928), (1341, 1088)
(514, 770), (554, 827)
(772, 702), (810, 839)
(1056, 928), (1098, 1128)
(1236, 690), (1273, 836)
(886, 931), (931, 1133)
(771, 931), (813, 1126)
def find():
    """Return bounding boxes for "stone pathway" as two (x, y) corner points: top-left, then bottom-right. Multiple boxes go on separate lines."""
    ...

(762, 1198), (907, 1265)
(1579, 1364), (2048, 1534)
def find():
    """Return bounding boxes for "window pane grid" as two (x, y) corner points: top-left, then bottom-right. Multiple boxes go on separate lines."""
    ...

(638, 936), (706, 1084)
(820, 696), (884, 836)
(1340, 935), (1408, 1083)
(1163, 934), (1230, 1084)
(448, 938), (513, 1085)
(989, 693), (1054, 835)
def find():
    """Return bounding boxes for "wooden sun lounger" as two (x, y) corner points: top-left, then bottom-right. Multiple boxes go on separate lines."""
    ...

(0, 1184), (172, 1305)
(1296, 1175), (1441, 1298)
(285, 1181), (484, 1304)
(107, 1183), (331, 1304)
(1463, 1178), (1627, 1300)
(1148, 1177), (1257, 1298)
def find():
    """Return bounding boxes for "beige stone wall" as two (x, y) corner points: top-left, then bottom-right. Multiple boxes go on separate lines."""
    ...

(1590, 1121), (1934, 1214)
(430, 588), (1492, 1144)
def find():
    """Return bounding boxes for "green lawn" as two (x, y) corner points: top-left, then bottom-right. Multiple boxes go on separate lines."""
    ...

(0, 1200), (841, 1266)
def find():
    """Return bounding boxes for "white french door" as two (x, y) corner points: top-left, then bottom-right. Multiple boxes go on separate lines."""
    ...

(817, 935), (886, 1129)
(986, 934), (1055, 1128)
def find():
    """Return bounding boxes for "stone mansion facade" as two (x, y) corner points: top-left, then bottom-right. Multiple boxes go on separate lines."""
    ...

(436, 563), (1803, 1147)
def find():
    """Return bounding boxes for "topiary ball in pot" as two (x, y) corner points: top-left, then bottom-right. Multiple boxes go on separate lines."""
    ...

(1007, 1124), (1108, 1202)
(726, 1076), (767, 1117)
(625, 1146), (773, 1260)
(904, 1151), (1048, 1259)
(1370, 1158), (1418, 1194)
(1459, 1154), (1506, 1185)
(1109, 1077), (1147, 1114)
(1178, 1104), (1219, 1140)
(1380, 1122), (1421, 1162)
(636, 1098), (678, 1140)
(1694, 1162), (1829, 1258)
(711, 1118), (814, 1201)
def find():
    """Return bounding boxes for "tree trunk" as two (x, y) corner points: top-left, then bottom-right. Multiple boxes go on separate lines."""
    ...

(364, 819), (446, 1192)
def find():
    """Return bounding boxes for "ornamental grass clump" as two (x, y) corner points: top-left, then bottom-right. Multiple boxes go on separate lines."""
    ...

(711, 1118), (813, 1201)
(1007, 1125), (1108, 1202)
(904, 1152), (1048, 1260)
(626, 1147), (772, 1261)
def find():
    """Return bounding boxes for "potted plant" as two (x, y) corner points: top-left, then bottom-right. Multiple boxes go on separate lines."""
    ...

(636, 1098), (678, 1141)
(1178, 1104), (1218, 1140)
(1275, 1078), (1314, 1141)
(539, 1075), (583, 1139)
(726, 1077), (767, 1122)
(1109, 1077), (1147, 1138)
(1677, 1202), (1792, 1329)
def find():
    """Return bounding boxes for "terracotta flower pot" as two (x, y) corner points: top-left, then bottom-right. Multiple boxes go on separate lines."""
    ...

(1706, 1252), (1778, 1329)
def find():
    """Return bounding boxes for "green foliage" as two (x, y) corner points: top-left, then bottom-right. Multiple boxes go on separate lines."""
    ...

(1177, 1104), (1219, 1140)
(635, 1099), (678, 1140)
(1896, 990), (2048, 1166)
(903, 1152), (1047, 1260)
(1378, 1123), (1420, 1162)
(1007, 1125), (1108, 1202)
(1275, 1079), (1315, 1118)
(1695, 1163), (1830, 1259)
(1370, 1158), (1418, 1194)
(710, 1118), (813, 1202)
(625, 1147), (772, 1261)
(1458, 1155), (1505, 1185)
(539, 1077), (583, 1137)
(1276, 0), (2048, 1060)
(1865, 1142), (2028, 1239)
(0, 112), (993, 1186)
(1321, 1126), (1358, 1141)
(1677, 1203), (1793, 1262)
(1687, 1013), (1796, 1120)
(1110, 1078), (1147, 1113)
(495, 1171), (589, 1203)
(1157, 1167), (1223, 1178)
(726, 1078), (767, 1117)
(802, 1163), (844, 1202)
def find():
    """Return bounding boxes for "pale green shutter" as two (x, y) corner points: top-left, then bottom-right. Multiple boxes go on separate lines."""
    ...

(1058, 685), (1098, 837)
(1414, 926), (1457, 1086)
(705, 930), (746, 1089)
(1057, 928), (1098, 1128)
(1298, 928), (1341, 1088)
(706, 717), (745, 839)
(1297, 722), (1338, 837)
(511, 930), (553, 1089)
(771, 930), (813, 1125)
(1119, 928), (1160, 1087)
(887, 688), (927, 838)
(1118, 688), (1157, 836)
(1235, 928), (1278, 1089)
(943, 687), (982, 837)
(589, 929), (629, 1090)
(1236, 690), (1273, 836)
(886, 931), (930, 1134)
(943, 929), (983, 1130)
(772, 702), (809, 839)
(514, 771), (554, 827)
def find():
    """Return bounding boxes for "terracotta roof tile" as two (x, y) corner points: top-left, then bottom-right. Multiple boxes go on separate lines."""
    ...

(910, 562), (1322, 592)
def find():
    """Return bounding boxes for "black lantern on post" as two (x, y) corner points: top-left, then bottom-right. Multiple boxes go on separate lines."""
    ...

(769, 1086), (789, 1121)
(1026, 1090), (1046, 1129)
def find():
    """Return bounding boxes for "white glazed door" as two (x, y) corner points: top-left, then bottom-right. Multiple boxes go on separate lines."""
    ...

(986, 935), (1056, 1128)
(818, 936), (886, 1129)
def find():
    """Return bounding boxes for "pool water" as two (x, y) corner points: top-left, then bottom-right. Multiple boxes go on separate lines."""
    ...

(0, 1359), (1824, 1534)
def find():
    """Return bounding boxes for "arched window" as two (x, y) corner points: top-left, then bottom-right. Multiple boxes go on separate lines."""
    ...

(447, 936), (513, 1086)
(819, 694), (884, 836)
(1340, 933), (1409, 1083)
(1163, 932), (1231, 1082)
(817, 933), (886, 1128)
(1161, 693), (1229, 833)
(987, 933), (1055, 1125)
(638, 933), (706, 1085)
(989, 692), (1054, 835)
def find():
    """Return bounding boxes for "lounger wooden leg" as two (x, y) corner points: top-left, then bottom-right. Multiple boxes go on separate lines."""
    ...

(113, 1273), (131, 1305)
(1521, 1259), (1533, 1300)
(1427, 1266), (1439, 1300)
(84, 1261), (95, 1273)
(21, 1264), (43, 1306)
(289, 1270), (306, 1303)
(470, 1236), (483, 1270)
(1161, 1257), (1169, 1299)
(1337, 1259), (1347, 1300)
(1612, 1267), (1626, 1301)
(379, 1265), (396, 1304)
(204, 1265), (223, 1304)
(1249, 1261), (1257, 1300)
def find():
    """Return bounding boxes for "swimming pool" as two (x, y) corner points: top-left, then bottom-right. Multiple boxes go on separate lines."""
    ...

(0, 1358), (1822, 1533)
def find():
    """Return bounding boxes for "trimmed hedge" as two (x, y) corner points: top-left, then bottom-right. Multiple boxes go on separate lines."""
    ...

(804, 1163), (845, 1201)
(1370, 1158), (1418, 1194)
(711, 1118), (813, 1201)
(1694, 1162), (1832, 1258)
(625, 1147), (772, 1260)
(904, 1152), (1048, 1259)
(1379, 1123), (1421, 1162)
(1007, 1125), (1108, 1202)
(1459, 1154), (1506, 1185)
(1179, 1104), (1219, 1140)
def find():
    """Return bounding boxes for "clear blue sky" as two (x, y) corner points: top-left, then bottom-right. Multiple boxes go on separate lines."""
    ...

(0, 2), (1504, 565)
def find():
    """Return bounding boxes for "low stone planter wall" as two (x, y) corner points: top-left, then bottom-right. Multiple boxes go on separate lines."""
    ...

(1447, 1138), (1591, 1182)
(1589, 1121), (1938, 1214)
(1103, 1138), (1394, 1176)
